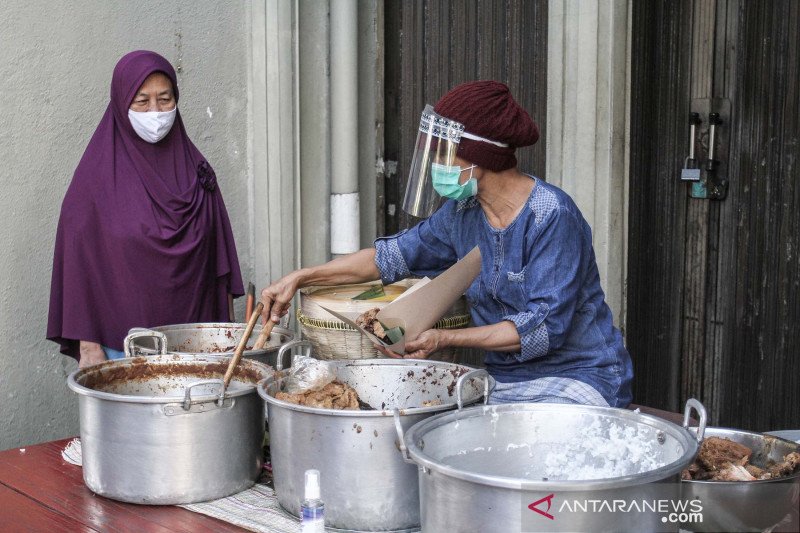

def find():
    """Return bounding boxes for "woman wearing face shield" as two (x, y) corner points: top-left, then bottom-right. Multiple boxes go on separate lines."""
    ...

(262, 81), (632, 407)
(47, 50), (244, 368)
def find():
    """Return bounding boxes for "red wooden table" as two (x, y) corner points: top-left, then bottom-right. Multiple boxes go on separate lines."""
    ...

(0, 438), (248, 532)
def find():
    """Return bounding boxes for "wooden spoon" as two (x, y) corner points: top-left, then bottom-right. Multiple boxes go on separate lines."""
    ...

(223, 301), (264, 389)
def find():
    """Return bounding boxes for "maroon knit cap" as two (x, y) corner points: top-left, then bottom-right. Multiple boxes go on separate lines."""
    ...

(433, 80), (539, 171)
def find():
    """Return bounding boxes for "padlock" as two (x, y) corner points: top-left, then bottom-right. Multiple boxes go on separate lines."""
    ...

(681, 167), (701, 182)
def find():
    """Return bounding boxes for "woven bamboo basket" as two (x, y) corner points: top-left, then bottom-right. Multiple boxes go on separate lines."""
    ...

(297, 280), (471, 362)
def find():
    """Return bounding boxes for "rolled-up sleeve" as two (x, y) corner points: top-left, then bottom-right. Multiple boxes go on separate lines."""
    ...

(374, 234), (412, 285)
(503, 307), (550, 362)
(501, 206), (586, 363)
(373, 203), (458, 284)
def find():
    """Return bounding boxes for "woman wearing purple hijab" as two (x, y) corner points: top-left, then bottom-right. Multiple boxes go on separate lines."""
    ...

(47, 50), (244, 367)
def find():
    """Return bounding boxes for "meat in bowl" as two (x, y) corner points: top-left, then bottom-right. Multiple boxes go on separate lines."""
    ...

(681, 436), (800, 481)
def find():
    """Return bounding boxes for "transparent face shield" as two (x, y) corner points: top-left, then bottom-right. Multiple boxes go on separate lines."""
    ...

(402, 104), (465, 218)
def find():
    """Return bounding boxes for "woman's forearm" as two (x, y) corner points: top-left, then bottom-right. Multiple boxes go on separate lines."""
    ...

(440, 321), (521, 353)
(294, 248), (381, 289)
(262, 248), (382, 322)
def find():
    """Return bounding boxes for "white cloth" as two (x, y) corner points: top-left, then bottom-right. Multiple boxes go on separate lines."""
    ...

(489, 377), (609, 406)
(60, 438), (335, 533)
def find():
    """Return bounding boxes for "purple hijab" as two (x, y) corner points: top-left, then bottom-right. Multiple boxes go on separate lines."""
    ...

(47, 50), (244, 358)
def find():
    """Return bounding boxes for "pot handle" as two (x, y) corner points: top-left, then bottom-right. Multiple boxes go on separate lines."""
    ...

(183, 379), (225, 410)
(392, 408), (415, 464)
(456, 368), (492, 410)
(256, 378), (269, 401)
(123, 329), (167, 357)
(682, 398), (707, 442)
(275, 339), (313, 371)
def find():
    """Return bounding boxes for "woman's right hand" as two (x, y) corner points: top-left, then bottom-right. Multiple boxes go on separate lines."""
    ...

(260, 248), (381, 323)
(261, 272), (303, 324)
(79, 341), (107, 368)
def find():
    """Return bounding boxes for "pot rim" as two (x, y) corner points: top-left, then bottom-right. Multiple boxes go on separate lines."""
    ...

(680, 426), (800, 485)
(257, 359), (492, 417)
(403, 403), (701, 491)
(129, 322), (296, 356)
(68, 354), (273, 404)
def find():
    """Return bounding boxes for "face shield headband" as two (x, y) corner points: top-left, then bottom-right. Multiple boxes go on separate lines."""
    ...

(401, 104), (508, 218)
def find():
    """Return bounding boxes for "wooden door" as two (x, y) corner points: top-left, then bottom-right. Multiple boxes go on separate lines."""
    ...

(383, 0), (548, 236)
(628, 0), (799, 430)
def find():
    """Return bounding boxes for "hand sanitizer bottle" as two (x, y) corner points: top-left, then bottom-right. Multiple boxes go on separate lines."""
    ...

(301, 469), (324, 532)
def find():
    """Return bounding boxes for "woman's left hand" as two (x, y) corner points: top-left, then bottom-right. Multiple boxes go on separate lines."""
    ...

(375, 329), (444, 359)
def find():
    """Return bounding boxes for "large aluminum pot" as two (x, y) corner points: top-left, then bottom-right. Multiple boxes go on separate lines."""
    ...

(257, 340), (494, 532)
(126, 322), (295, 366)
(681, 427), (800, 532)
(398, 399), (707, 533)
(67, 334), (273, 505)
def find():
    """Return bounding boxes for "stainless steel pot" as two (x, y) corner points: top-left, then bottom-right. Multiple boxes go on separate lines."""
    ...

(398, 399), (707, 533)
(126, 322), (295, 366)
(67, 334), (273, 505)
(257, 340), (494, 532)
(680, 427), (800, 532)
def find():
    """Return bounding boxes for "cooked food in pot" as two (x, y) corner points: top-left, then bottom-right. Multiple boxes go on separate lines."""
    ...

(208, 344), (254, 353)
(697, 436), (752, 469)
(276, 380), (361, 410)
(681, 436), (800, 481)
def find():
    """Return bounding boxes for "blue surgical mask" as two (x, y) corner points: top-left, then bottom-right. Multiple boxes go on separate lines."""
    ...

(431, 163), (477, 200)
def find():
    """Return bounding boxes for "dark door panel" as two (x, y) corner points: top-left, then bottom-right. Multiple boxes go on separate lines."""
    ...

(629, 0), (799, 430)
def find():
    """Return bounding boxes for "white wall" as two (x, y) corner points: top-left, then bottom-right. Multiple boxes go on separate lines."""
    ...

(546, 0), (631, 329)
(0, 1), (253, 450)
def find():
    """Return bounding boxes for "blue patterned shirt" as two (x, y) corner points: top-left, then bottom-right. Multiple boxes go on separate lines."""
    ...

(374, 176), (632, 407)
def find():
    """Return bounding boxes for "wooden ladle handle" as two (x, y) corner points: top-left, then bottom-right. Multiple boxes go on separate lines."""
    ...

(223, 301), (264, 388)
(252, 320), (276, 351)
(252, 314), (277, 351)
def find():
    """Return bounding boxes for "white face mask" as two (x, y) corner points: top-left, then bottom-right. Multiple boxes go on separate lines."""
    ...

(128, 107), (177, 143)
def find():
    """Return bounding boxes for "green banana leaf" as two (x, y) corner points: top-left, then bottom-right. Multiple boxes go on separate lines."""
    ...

(352, 285), (386, 300)
(382, 325), (405, 345)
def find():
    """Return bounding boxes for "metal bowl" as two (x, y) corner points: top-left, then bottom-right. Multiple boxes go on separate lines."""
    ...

(126, 322), (295, 367)
(681, 427), (800, 532)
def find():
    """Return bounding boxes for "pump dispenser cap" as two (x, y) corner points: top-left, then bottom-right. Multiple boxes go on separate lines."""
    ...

(304, 469), (321, 500)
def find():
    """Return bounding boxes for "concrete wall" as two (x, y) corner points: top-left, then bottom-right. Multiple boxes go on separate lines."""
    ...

(546, 0), (631, 328)
(0, 1), (252, 450)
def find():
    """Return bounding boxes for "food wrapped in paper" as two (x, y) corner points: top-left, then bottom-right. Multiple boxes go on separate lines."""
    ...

(322, 246), (482, 354)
